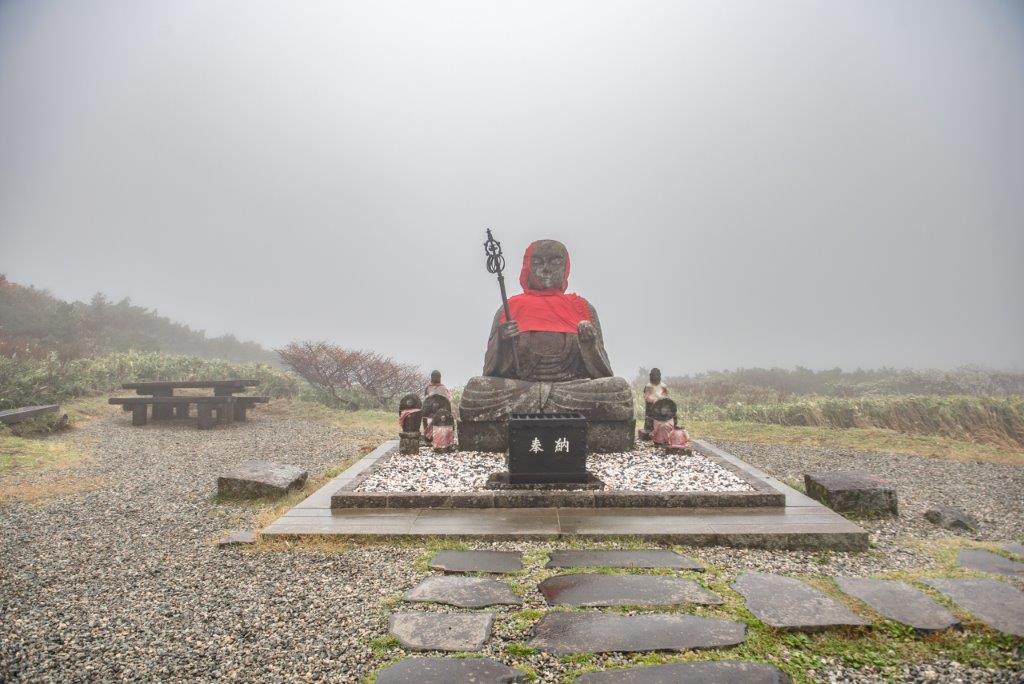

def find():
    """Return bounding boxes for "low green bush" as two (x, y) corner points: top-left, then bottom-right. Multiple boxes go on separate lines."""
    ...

(0, 351), (302, 410)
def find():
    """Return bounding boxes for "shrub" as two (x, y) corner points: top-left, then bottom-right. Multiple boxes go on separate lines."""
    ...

(277, 341), (426, 409)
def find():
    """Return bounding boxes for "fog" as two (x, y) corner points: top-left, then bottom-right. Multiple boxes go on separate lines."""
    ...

(1, 0), (1022, 383)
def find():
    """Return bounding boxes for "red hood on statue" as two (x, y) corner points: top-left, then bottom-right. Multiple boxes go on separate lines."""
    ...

(498, 240), (592, 334)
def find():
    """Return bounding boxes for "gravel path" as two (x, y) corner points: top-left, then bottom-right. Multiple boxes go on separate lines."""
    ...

(355, 443), (753, 493)
(1, 414), (1021, 682)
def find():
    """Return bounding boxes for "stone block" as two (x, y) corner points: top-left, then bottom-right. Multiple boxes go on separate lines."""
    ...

(217, 461), (307, 499)
(804, 471), (897, 516)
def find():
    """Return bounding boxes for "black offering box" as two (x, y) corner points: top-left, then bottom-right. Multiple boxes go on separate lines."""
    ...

(507, 413), (588, 484)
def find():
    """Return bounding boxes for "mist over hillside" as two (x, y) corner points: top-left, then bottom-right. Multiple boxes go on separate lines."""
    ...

(0, 275), (275, 364)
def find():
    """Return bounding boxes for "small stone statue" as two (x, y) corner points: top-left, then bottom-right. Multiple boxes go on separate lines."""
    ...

(640, 368), (669, 440)
(398, 393), (422, 454)
(431, 408), (456, 452)
(649, 397), (677, 445)
(423, 370), (452, 400)
(421, 393), (453, 444)
(666, 425), (692, 455)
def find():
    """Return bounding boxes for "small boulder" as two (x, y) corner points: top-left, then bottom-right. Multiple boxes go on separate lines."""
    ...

(217, 461), (308, 499)
(923, 505), (978, 533)
(803, 471), (897, 516)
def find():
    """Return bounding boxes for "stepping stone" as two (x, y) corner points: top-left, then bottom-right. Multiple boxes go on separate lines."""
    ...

(527, 612), (745, 654)
(429, 550), (523, 574)
(803, 471), (897, 516)
(546, 549), (704, 570)
(923, 505), (978, 532)
(732, 572), (869, 631)
(405, 576), (522, 608)
(576, 661), (792, 683)
(538, 573), (723, 607)
(217, 461), (307, 499)
(923, 578), (1024, 637)
(375, 657), (526, 683)
(217, 530), (257, 547)
(1004, 542), (1024, 557)
(388, 611), (494, 651)
(957, 549), (1024, 577)
(833, 577), (959, 632)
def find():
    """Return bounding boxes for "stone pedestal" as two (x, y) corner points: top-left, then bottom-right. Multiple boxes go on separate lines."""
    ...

(399, 431), (421, 455)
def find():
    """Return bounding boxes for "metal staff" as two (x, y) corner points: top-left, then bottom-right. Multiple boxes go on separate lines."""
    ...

(483, 228), (521, 375)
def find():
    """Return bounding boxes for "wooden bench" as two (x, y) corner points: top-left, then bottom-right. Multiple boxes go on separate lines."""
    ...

(109, 396), (236, 429)
(231, 396), (269, 421)
(0, 404), (60, 425)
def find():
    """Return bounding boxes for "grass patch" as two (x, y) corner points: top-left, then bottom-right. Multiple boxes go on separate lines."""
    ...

(0, 432), (84, 473)
(691, 420), (1024, 465)
(368, 635), (400, 657)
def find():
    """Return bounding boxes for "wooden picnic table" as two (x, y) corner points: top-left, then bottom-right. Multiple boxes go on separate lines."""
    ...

(118, 380), (264, 422)
(122, 380), (260, 396)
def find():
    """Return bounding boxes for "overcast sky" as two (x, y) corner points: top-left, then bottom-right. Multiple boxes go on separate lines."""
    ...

(1, 0), (1022, 383)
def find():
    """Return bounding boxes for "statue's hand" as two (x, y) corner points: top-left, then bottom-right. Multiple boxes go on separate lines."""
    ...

(577, 320), (597, 344)
(499, 321), (521, 340)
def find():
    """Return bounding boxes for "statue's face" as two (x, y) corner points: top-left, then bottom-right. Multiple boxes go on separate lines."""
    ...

(431, 371), (441, 384)
(527, 240), (568, 291)
(651, 368), (661, 384)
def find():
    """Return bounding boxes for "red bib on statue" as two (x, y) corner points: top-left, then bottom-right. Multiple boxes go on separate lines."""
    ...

(501, 292), (592, 334)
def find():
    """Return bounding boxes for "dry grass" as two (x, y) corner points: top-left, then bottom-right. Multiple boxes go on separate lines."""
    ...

(690, 419), (1024, 465)
(0, 475), (106, 505)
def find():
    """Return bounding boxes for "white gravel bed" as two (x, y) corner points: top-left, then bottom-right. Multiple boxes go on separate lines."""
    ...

(354, 443), (754, 493)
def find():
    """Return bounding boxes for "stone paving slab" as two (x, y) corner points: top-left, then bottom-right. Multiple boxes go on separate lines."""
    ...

(1004, 542), (1024, 557)
(388, 611), (494, 651)
(429, 550), (524, 573)
(545, 549), (704, 570)
(833, 577), (959, 632)
(577, 660), (792, 683)
(923, 578), (1024, 637)
(528, 612), (745, 654)
(217, 461), (308, 499)
(375, 657), (526, 683)
(732, 572), (869, 631)
(957, 549), (1024, 577)
(216, 530), (257, 547)
(538, 573), (723, 607)
(405, 576), (522, 608)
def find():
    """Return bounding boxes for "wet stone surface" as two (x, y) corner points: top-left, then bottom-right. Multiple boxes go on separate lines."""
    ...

(923, 505), (979, 533)
(216, 530), (257, 547)
(833, 577), (959, 632)
(404, 576), (522, 608)
(374, 656), (526, 683)
(1004, 542), (1024, 557)
(527, 612), (745, 654)
(388, 611), (494, 651)
(576, 660), (793, 683)
(957, 549), (1024, 577)
(538, 573), (723, 607)
(804, 470), (897, 516)
(923, 578), (1024, 637)
(216, 460), (308, 499)
(429, 550), (524, 574)
(732, 572), (870, 631)
(545, 549), (704, 570)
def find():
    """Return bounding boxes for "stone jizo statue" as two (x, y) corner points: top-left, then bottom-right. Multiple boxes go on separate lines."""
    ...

(458, 239), (634, 451)
(431, 408), (455, 452)
(650, 397), (677, 445)
(640, 367), (669, 440)
(398, 393), (422, 454)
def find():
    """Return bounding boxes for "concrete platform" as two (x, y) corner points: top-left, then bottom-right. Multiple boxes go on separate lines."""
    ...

(261, 439), (868, 550)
